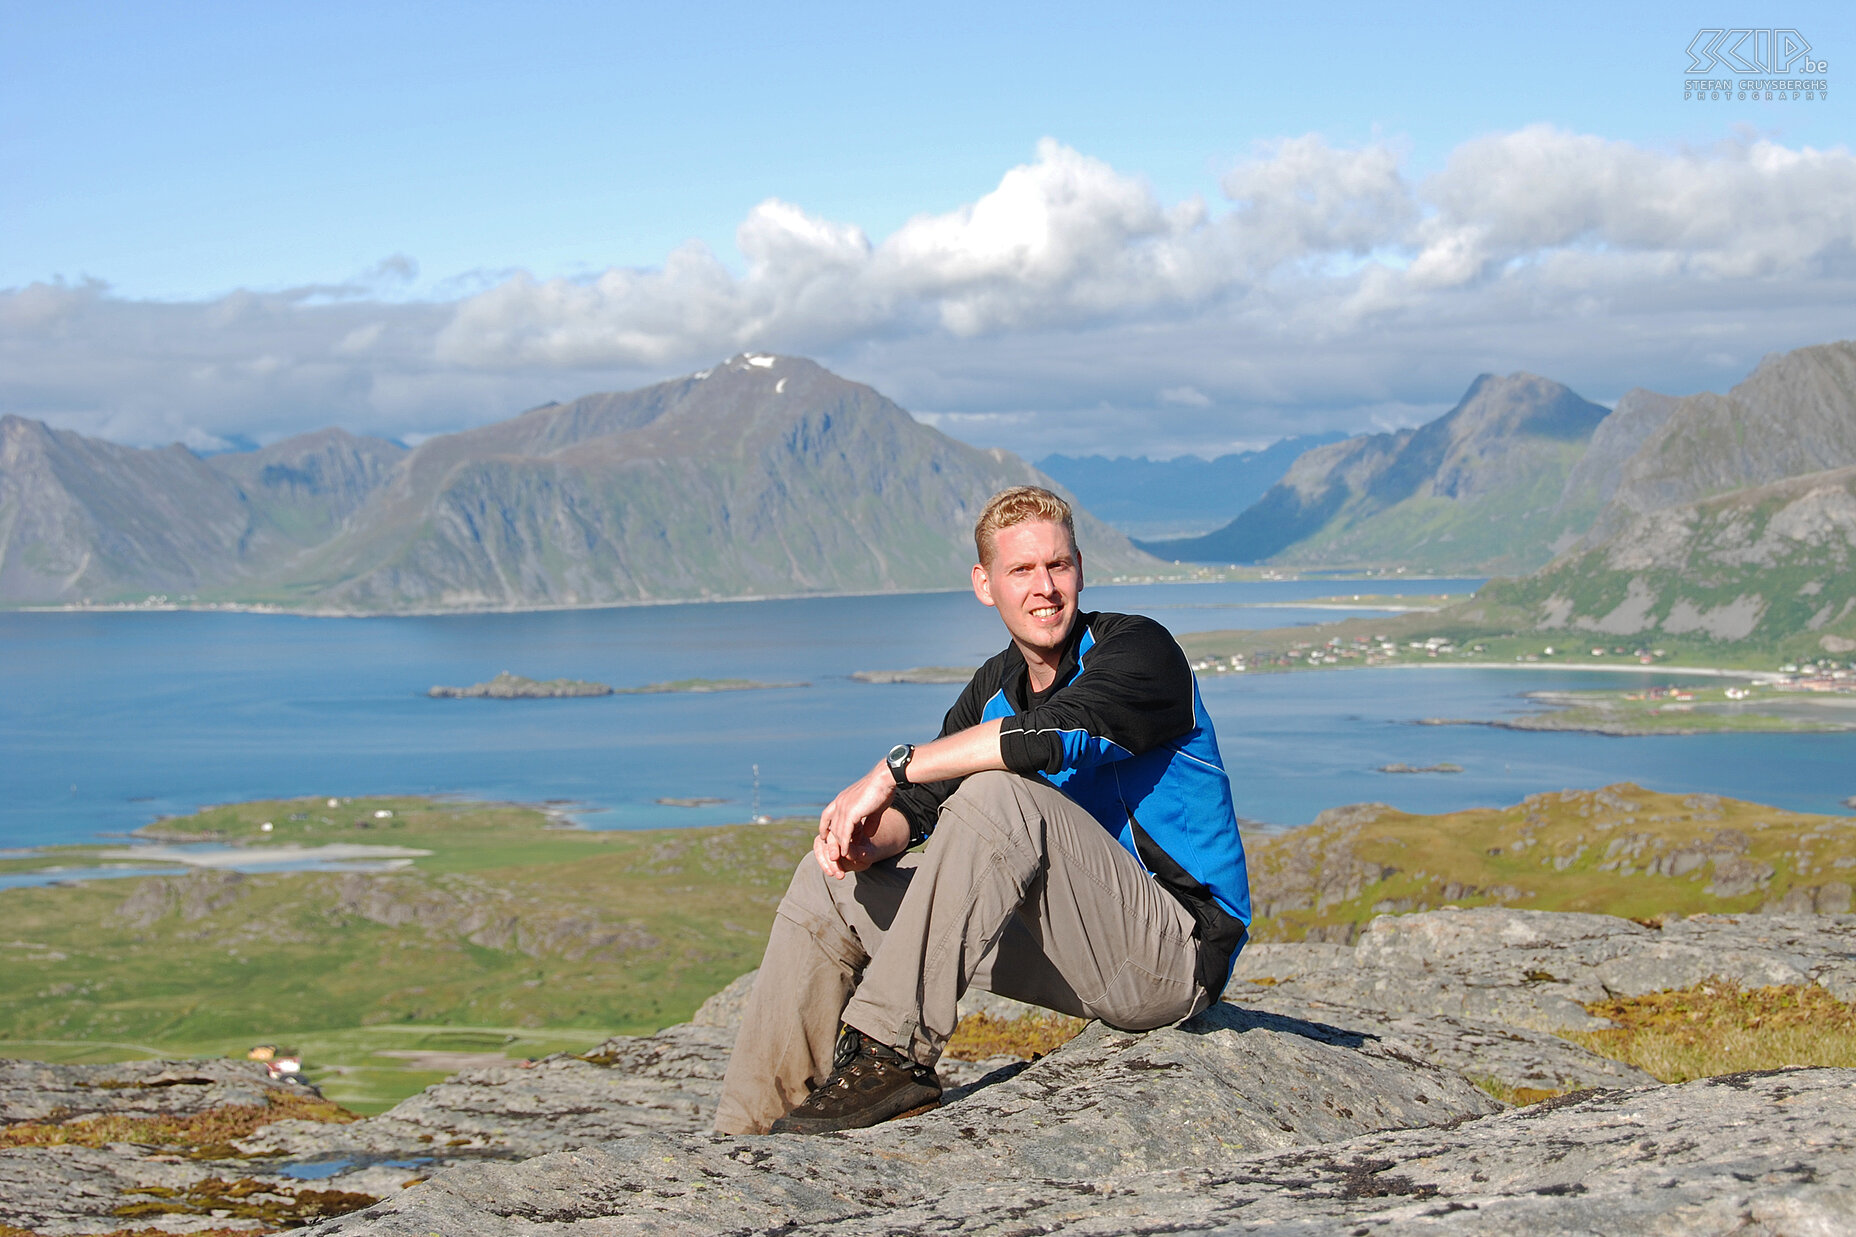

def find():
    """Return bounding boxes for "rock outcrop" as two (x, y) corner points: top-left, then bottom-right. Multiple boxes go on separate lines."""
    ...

(308, 1069), (1854, 1236)
(1230, 906), (1856, 1031)
(0, 1056), (292, 1123)
(6, 907), (1853, 1236)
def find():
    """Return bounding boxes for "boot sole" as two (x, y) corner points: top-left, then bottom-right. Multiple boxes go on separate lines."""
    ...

(769, 1096), (941, 1135)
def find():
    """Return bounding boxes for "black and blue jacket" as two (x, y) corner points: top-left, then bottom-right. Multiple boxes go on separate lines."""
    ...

(893, 610), (1251, 994)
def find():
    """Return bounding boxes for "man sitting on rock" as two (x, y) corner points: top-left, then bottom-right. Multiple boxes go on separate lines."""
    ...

(714, 486), (1252, 1135)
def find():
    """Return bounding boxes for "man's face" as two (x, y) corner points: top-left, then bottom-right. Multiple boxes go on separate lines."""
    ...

(972, 519), (1083, 661)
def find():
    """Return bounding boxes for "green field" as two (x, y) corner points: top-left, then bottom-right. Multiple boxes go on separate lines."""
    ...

(0, 798), (812, 1111)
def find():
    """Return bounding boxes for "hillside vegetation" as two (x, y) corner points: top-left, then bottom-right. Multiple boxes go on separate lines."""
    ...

(0, 798), (812, 1110)
(1247, 782), (1855, 943)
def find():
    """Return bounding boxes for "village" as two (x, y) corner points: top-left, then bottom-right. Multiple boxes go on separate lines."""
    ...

(1189, 635), (1856, 693)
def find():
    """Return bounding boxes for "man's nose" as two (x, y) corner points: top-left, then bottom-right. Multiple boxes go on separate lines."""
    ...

(1031, 565), (1056, 593)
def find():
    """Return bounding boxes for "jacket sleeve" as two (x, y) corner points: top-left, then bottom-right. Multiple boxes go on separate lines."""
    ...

(998, 615), (1195, 777)
(889, 666), (993, 844)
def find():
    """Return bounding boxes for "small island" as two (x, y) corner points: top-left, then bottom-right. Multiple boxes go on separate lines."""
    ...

(1417, 685), (1856, 736)
(852, 666), (977, 684)
(430, 671), (613, 698)
(1378, 762), (1464, 774)
(622, 678), (807, 694)
(430, 672), (807, 699)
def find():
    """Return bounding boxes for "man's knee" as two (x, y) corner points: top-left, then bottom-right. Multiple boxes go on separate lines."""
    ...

(939, 770), (1040, 847)
(780, 853), (836, 917)
(945, 769), (1026, 815)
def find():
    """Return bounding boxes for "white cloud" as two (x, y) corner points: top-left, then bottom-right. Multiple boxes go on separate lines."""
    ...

(1410, 126), (1856, 287)
(5, 129), (1856, 456)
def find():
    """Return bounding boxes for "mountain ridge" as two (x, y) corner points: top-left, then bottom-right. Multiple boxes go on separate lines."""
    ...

(1141, 372), (1612, 572)
(1, 356), (1163, 612)
(1467, 340), (1856, 651)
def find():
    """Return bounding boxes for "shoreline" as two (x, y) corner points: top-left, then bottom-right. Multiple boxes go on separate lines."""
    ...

(1200, 660), (1784, 683)
(1381, 661), (1782, 681)
(1238, 602), (1448, 613)
(1, 573), (1484, 621)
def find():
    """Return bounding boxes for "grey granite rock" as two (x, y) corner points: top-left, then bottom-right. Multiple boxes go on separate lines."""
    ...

(859, 1004), (1500, 1177)
(307, 1068), (1856, 1236)
(1224, 990), (1656, 1094)
(0, 1143), (255, 1235)
(1235, 907), (1856, 1031)
(0, 1056), (302, 1123)
(15, 907), (1855, 1236)
(245, 1022), (740, 1163)
(243, 988), (1022, 1176)
(308, 1000), (1502, 1236)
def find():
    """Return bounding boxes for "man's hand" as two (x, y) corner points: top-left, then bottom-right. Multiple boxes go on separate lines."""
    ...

(815, 721), (1008, 880)
(815, 765), (909, 879)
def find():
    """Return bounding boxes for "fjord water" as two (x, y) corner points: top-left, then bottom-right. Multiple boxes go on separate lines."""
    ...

(4, 579), (1853, 850)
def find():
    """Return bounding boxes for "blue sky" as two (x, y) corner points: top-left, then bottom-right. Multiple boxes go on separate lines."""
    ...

(3, 1), (1853, 456)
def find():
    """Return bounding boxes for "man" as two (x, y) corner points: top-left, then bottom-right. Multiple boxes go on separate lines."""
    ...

(714, 485), (1251, 1135)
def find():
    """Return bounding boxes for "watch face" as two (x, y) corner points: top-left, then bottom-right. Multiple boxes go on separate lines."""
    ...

(887, 744), (911, 764)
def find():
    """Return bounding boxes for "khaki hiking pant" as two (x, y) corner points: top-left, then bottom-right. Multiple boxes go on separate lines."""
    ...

(713, 770), (1209, 1135)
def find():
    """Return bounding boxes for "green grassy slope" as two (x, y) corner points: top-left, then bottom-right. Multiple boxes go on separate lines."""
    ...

(0, 798), (812, 1110)
(1248, 783), (1856, 943)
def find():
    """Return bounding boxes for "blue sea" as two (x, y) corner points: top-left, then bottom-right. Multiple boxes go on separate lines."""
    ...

(4, 579), (1853, 855)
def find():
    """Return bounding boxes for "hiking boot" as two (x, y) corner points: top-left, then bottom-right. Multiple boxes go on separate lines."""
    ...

(769, 1026), (942, 1134)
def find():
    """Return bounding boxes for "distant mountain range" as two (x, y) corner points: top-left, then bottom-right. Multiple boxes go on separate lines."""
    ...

(1139, 374), (1617, 574)
(1480, 341), (1856, 651)
(0, 356), (1161, 611)
(1131, 337), (1856, 650)
(1036, 435), (1346, 540)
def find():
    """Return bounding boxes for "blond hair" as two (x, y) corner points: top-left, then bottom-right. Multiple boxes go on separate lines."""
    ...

(974, 486), (1076, 567)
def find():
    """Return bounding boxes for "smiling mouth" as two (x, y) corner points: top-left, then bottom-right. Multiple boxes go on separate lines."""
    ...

(1030, 605), (1061, 618)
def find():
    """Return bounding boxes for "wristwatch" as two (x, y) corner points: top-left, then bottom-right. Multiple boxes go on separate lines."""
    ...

(885, 742), (915, 786)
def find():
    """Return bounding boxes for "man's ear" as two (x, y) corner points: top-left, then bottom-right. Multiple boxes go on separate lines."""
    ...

(972, 562), (996, 608)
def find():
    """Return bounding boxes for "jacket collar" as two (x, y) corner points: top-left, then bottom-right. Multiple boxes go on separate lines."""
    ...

(1005, 612), (1093, 708)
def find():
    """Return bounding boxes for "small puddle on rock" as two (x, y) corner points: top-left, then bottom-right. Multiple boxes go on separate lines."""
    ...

(278, 1156), (432, 1181)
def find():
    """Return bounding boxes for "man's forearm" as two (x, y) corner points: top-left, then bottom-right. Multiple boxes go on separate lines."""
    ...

(899, 717), (1007, 785)
(816, 719), (1009, 877)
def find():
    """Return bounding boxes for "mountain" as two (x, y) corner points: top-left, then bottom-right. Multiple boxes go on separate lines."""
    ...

(1582, 340), (1856, 544)
(0, 415), (254, 603)
(1483, 464), (1856, 650)
(0, 419), (406, 604)
(1549, 388), (1682, 525)
(1035, 434), (1346, 540)
(1140, 373), (1612, 573)
(1477, 341), (1856, 651)
(0, 356), (1161, 611)
(207, 429), (408, 546)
